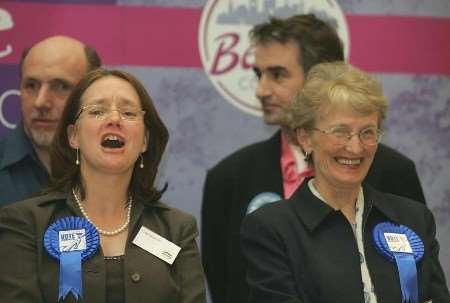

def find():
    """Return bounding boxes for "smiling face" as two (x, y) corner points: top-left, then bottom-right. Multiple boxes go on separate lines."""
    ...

(297, 103), (379, 192)
(253, 41), (305, 126)
(67, 75), (147, 176)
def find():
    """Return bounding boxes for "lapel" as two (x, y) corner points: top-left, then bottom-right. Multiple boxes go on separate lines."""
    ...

(266, 130), (283, 187)
(236, 131), (284, 217)
(289, 182), (410, 303)
(251, 130), (284, 194)
(361, 184), (408, 303)
(123, 200), (180, 302)
(289, 179), (334, 233)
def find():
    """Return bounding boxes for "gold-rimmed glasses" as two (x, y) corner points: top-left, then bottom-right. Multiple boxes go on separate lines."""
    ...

(75, 104), (145, 121)
(312, 126), (383, 146)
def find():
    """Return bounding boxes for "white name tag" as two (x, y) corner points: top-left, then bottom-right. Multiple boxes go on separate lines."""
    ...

(59, 229), (86, 252)
(384, 232), (413, 253)
(132, 226), (181, 265)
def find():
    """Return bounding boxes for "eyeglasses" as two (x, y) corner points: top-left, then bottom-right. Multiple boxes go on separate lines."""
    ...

(312, 126), (383, 146)
(76, 104), (145, 121)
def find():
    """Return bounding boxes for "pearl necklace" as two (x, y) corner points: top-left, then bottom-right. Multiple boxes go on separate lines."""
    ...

(72, 188), (132, 237)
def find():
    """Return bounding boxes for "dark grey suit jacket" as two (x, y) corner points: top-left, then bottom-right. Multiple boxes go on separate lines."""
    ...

(0, 192), (206, 303)
(201, 131), (426, 303)
(240, 182), (449, 303)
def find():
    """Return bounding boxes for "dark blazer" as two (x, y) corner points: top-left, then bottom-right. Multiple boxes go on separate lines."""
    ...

(0, 192), (206, 303)
(240, 182), (449, 303)
(201, 131), (426, 303)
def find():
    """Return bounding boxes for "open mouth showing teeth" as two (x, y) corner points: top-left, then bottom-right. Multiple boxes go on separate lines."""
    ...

(337, 158), (361, 165)
(101, 135), (125, 148)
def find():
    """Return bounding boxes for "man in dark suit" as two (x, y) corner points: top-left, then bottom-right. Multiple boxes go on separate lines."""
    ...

(201, 14), (426, 303)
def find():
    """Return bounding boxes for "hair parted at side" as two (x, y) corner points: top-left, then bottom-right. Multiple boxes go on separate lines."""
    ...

(249, 14), (344, 74)
(47, 68), (169, 203)
(288, 61), (388, 131)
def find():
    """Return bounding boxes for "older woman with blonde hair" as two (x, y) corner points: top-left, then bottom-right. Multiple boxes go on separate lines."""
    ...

(240, 62), (449, 303)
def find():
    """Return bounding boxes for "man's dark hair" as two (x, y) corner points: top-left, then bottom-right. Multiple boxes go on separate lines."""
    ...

(250, 14), (344, 74)
(19, 43), (102, 77)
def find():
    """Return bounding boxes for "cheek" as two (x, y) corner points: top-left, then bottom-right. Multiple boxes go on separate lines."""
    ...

(281, 83), (301, 104)
(53, 99), (68, 114)
(76, 123), (99, 145)
(129, 125), (147, 146)
(313, 144), (339, 166)
(365, 147), (378, 163)
(20, 94), (34, 114)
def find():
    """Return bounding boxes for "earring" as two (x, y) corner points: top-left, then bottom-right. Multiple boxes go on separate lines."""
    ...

(75, 148), (80, 165)
(304, 151), (311, 162)
(140, 154), (144, 169)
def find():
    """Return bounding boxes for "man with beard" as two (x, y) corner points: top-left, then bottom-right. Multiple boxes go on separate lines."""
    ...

(0, 36), (101, 206)
(201, 14), (426, 303)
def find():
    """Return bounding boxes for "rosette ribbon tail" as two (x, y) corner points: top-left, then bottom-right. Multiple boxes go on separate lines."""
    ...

(372, 222), (424, 303)
(394, 252), (418, 303)
(59, 251), (83, 301)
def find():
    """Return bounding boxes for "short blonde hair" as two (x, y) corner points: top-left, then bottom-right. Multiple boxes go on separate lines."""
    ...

(289, 61), (388, 130)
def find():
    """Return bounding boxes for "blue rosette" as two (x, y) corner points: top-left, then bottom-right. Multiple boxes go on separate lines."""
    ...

(246, 192), (282, 214)
(373, 222), (424, 303)
(44, 216), (99, 301)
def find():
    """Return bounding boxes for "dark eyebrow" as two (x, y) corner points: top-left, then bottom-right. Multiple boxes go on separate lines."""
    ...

(84, 98), (138, 107)
(21, 76), (40, 83)
(51, 78), (74, 87)
(266, 66), (288, 74)
(252, 67), (261, 75)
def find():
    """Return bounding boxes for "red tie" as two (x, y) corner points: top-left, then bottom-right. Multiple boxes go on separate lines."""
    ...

(280, 131), (314, 198)
(283, 159), (314, 199)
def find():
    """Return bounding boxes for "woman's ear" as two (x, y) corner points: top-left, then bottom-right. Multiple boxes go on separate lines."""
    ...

(67, 124), (79, 149)
(295, 128), (312, 154)
(141, 130), (149, 153)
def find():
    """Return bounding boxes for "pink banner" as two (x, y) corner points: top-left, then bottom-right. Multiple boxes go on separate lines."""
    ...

(1, 2), (449, 74)
(0, 2), (202, 67)
(348, 15), (450, 74)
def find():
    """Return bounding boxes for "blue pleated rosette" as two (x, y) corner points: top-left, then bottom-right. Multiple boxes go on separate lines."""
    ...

(373, 222), (424, 303)
(246, 192), (282, 214)
(44, 216), (99, 301)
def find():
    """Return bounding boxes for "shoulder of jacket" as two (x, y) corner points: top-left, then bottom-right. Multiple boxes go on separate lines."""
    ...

(376, 144), (414, 165)
(209, 136), (278, 172)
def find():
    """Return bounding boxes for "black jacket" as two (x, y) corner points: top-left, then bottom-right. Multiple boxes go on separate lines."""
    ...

(201, 131), (426, 303)
(240, 182), (448, 303)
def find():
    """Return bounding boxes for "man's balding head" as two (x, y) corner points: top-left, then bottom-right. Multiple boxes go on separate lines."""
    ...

(19, 35), (101, 152)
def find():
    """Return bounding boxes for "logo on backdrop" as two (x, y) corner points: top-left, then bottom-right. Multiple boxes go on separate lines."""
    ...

(0, 89), (19, 130)
(199, 0), (349, 116)
(0, 8), (14, 59)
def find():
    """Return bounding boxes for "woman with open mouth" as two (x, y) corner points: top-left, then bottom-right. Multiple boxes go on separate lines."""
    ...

(0, 68), (206, 303)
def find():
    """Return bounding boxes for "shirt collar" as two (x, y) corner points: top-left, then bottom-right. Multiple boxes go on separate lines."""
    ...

(280, 130), (309, 174)
(0, 124), (39, 170)
(290, 180), (402, 232)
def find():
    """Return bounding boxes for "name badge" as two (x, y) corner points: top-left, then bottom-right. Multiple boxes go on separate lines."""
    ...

(384, 232), (413, 253)
(132, 226), (181, 265)
(59, 229), (86, 252)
